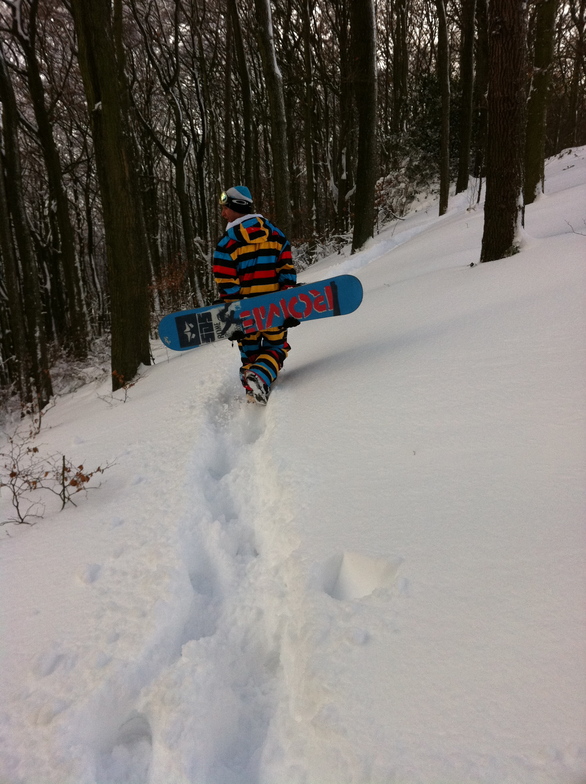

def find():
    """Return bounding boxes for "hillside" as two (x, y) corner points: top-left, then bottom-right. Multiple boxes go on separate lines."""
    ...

(1, 149), (585, 784)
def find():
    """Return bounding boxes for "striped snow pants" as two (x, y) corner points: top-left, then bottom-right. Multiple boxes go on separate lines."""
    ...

(238, 326), (290, 390)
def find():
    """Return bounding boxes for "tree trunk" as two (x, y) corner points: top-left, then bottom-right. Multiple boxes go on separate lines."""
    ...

(70, 0), (151, 390)
(227, 0), (256, 194)
(436, 0), (451, 215)
(172, 95), (203, 305)
(224, 17), (234, 188)
(334, 6), (354, 235)
(473, 0), (489, 180)
(456, 0), (477, 193)
(480, 0), (527, 262)
(302, 0), (317, 239)
(565, 0), (585, 147)
(524, 0), (558, 204)
(253, 0), (292, 236)
(391, 0), (409, 139)
(0, 128), (31, 404)
(350, 0), (378, 251)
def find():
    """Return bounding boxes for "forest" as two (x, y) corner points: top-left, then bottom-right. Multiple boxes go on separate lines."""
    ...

(0, 0), (584, 407)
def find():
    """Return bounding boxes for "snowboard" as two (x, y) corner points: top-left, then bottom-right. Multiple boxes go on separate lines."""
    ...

(158, 274), (363, 351)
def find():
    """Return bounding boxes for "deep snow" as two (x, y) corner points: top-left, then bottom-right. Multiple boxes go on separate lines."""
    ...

(1, 149), (585, 784)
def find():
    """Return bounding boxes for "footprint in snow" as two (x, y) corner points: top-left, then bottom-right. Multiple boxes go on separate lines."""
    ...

(320, 551), (403, 601)
(77, 562), (102, 585)
(96, 712), (153, 784)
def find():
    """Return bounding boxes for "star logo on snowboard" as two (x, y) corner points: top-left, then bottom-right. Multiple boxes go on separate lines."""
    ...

(183, 321), (198, 343)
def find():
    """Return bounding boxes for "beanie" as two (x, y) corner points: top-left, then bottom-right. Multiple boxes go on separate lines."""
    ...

(220, 185), (253, 214)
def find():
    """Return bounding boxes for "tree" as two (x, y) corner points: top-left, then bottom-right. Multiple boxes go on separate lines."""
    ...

(480, 0), (527, 262)
(0, 114), (31, 405)
(565, 0), (585, 147)
(227, 0), (257, 194)
(524, 0), (558, 204)
(328, 0), (355, 235)
(456, 0), (477, 193)
(301, 0), (318, 239)
(544, 0), (585, 153)
(350, 0), (377, 251)
(253, 0), (292, 237)
(0, 39), (53, 409)
(8, 0), (88, 359)
(70, 0), (151, 389)
(391, 0), (409, 140)
(436, 0), (450, 215)
(472, 0), (489, 181)
(129, 0), (206, 306)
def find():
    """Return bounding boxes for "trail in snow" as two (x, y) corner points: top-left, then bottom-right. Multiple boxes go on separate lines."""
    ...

(0, 368), (301, 784)
(86, 390), (280, 783)
(88, 383), (407, 784)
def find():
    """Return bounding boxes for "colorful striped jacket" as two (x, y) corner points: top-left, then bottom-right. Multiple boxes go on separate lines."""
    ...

(213, 215), (296, 302)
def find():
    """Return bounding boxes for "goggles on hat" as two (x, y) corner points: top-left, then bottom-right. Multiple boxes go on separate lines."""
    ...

(220, 191), (252, 207)
(219, 190), (251, 207)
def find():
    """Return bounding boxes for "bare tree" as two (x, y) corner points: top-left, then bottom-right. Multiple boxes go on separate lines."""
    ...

(301, 0), (318, 239)
(565, 0), (585, 147)
(5, 0), (88, 359)
(391, 0), (409, 140)
(227, 0), (257, 194)
(328, 0), (355, 235)
(436, 0), (450, 215)
(0, 117), (31, 404)
(456, 0), (477, 193)
(473, 0), (489, 181)
(480, 0), (527, 262)
(70, 0), (151, 389)
(129, 0), (207, 306)
(253, 0), (292, 236)
(0, 39), (53, 409)
(524, 0), (559, 204)
(350, 0), (377, 251)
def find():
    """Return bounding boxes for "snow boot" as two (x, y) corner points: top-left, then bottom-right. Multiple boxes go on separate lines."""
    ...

(243, 370), (270, 405)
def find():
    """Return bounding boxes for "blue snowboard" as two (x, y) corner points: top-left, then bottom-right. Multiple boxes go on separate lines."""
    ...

(158, 274), (363, 351)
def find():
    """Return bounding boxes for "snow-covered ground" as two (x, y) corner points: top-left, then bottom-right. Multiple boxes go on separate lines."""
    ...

(1, 149), (585, 784)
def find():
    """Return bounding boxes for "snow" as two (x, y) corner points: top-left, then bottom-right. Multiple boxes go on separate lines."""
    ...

(1, 149), (585, 784)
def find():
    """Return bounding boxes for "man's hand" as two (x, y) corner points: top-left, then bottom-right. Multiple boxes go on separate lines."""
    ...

(283, 317), (301, 329)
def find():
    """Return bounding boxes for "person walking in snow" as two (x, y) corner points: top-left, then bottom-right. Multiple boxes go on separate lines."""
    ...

(213, 185), (297, 404)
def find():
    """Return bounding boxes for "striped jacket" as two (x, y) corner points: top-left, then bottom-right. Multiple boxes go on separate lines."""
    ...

(213, 215), (296, 301)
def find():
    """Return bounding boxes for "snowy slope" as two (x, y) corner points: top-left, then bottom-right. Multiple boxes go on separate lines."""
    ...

(1, 149), (585, 784)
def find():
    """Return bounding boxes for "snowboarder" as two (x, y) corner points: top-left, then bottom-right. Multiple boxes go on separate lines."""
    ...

(213, 186), (297, 404)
